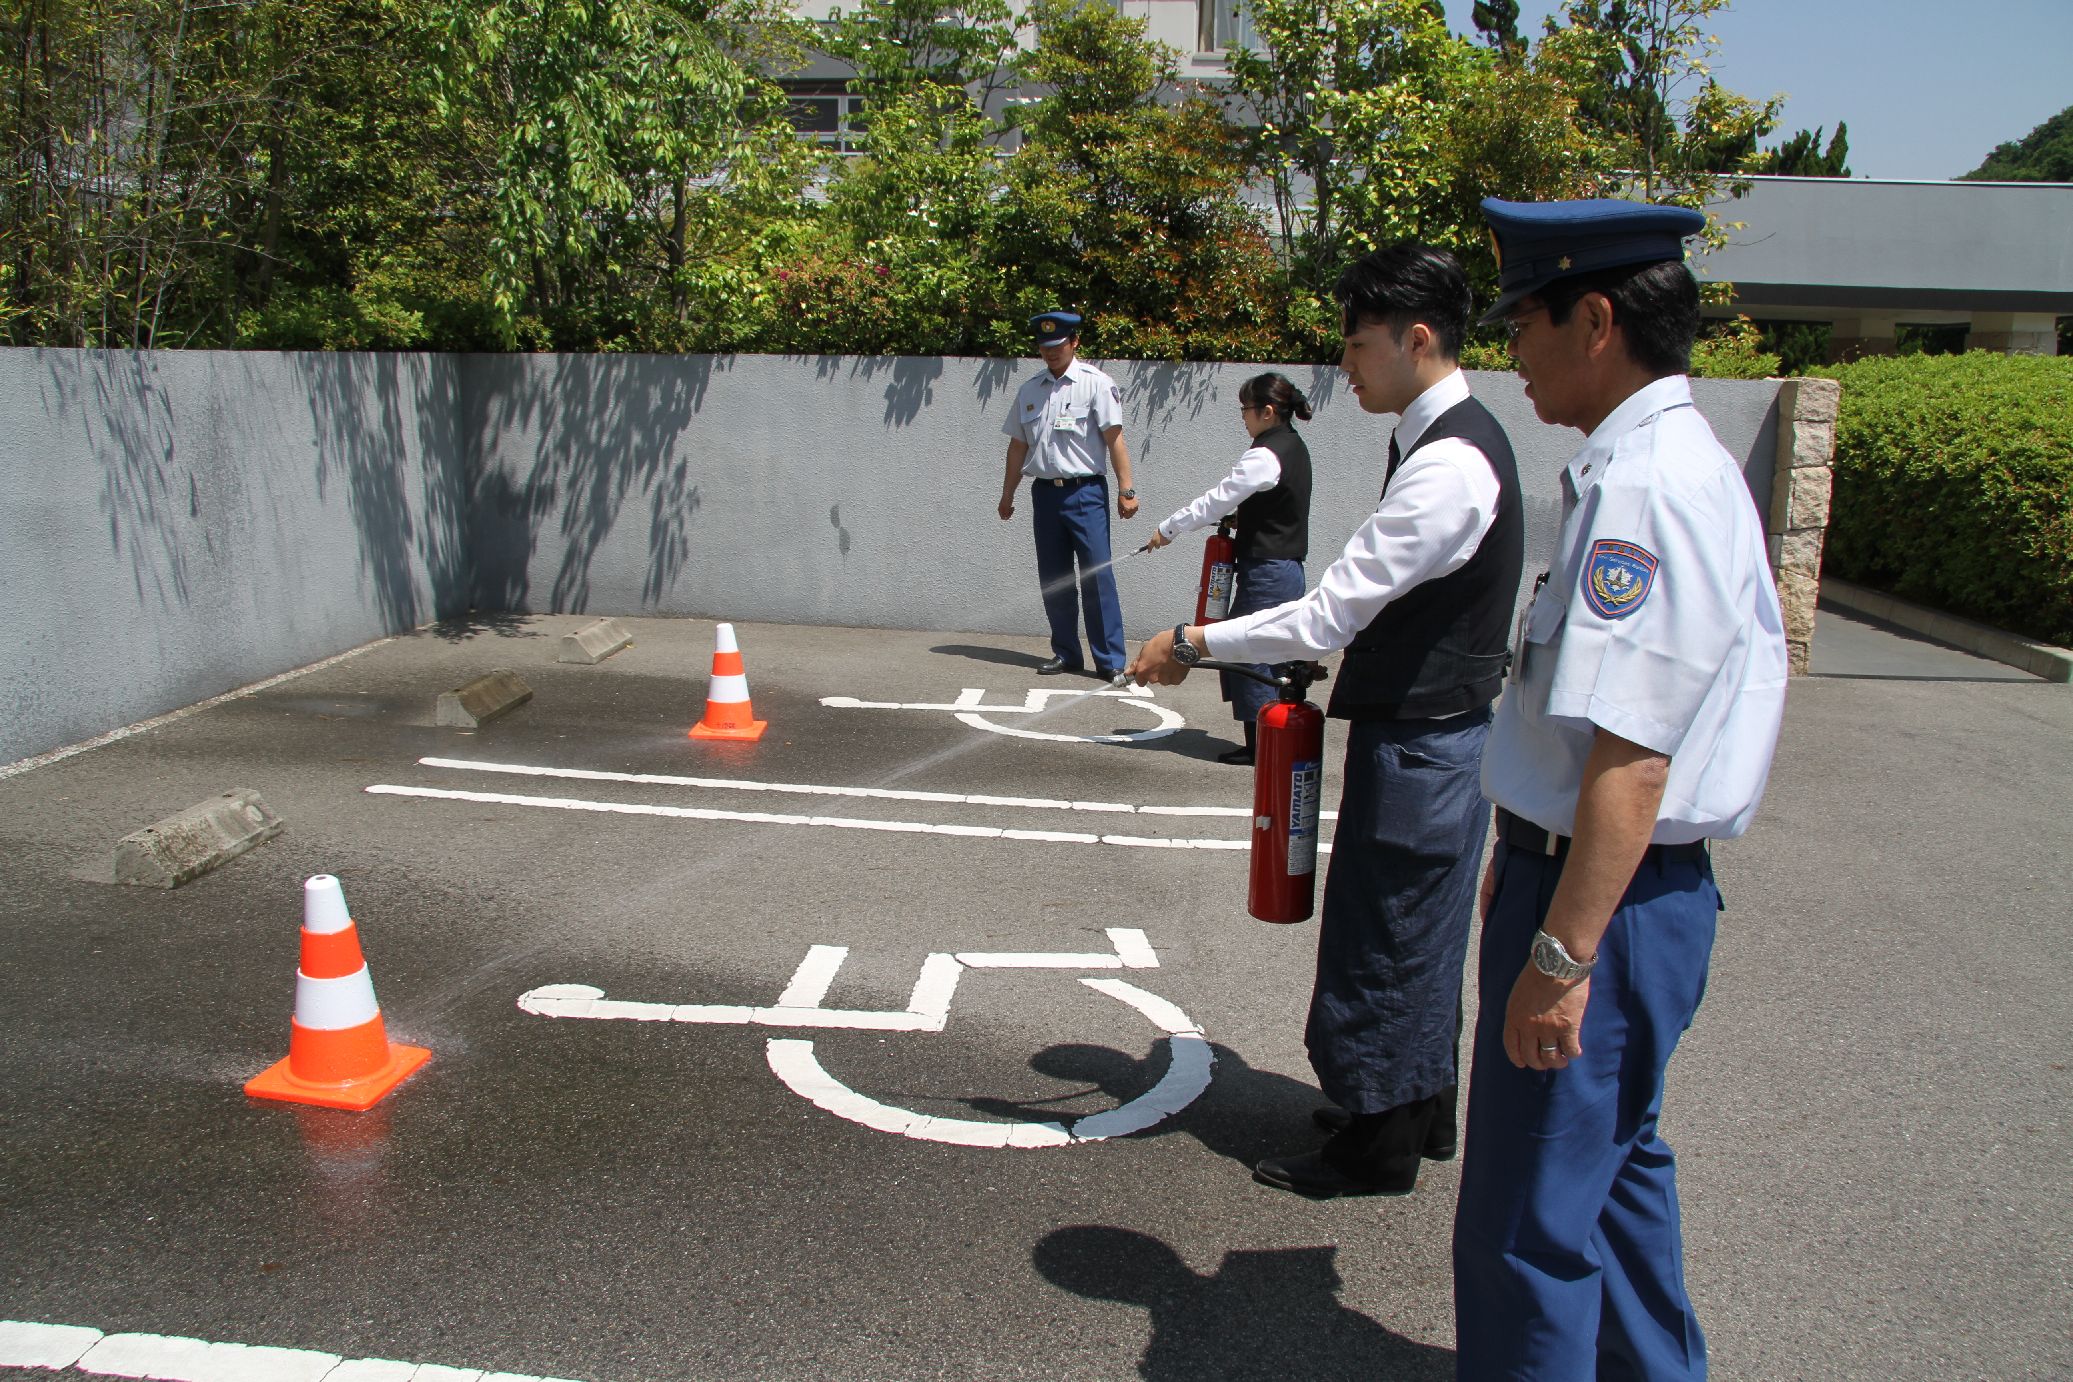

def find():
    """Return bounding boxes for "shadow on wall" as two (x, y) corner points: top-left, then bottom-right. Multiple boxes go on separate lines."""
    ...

(292, 352), (471, 629)
(467, 354), (719, 613)
(1034, 1225), (1454, 1380)
(54, 353), (190, 611)
(822, 354), (954, 429)
(1115, 360), (1347, 468)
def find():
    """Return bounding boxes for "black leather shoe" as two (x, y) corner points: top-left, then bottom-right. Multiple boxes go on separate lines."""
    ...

(1215, 746), (1255, 766)
(1037, 657), (1079, 676)
(1095, 667), (1130, 687)
(1253, 1149), (1418, 1198)
(1313, 1092), (1457, 1160)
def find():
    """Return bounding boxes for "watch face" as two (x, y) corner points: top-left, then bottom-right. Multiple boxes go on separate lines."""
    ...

(1532, 932), (1570, 979)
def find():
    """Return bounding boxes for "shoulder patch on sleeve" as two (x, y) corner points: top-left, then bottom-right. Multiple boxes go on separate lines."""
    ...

(1110, 384), (1121, 402)
(1584, 539), (1658, 620)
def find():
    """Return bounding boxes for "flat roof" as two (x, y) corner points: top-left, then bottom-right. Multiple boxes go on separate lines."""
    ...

(1698, 176), (2073, 313)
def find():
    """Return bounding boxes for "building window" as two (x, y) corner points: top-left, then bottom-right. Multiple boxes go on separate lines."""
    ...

(782, 82), (869, 154)
(1199, 0), (1258, 52)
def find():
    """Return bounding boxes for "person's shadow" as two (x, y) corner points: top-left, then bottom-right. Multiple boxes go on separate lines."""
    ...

(1034, 1225), (1454, 1380)
(961, 1041), (1345, 1172)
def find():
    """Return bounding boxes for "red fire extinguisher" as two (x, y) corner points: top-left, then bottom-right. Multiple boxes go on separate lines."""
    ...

(1248, 668), (1327, 923)
(1195, 522), (1237, 625)
(1189, 658), (1327, 923)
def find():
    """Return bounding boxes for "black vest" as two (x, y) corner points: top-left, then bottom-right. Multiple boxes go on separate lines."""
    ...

(1231, 424), (1311, 562)
(1327, 396), (1525, 722)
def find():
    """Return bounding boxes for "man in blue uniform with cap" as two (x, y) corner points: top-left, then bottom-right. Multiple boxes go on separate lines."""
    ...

(999, 311), (1139, 683)
(1455, 198), (1789, 1380)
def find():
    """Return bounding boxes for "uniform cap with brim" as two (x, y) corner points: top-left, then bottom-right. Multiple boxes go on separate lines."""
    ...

(1477, 198), (1707, 324)
(1030, 310), (1083, 346)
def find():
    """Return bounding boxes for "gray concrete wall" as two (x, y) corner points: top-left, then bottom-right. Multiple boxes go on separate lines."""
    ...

(0, 349), (469, 764)
(3, 347), (1782, 765)
(464, 353), (1778, 642)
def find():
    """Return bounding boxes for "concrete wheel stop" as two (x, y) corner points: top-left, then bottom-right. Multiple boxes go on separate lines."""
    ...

(559, 618), (633, 665)
(436, 669), (533, 728)
(113, 789), (284, 888)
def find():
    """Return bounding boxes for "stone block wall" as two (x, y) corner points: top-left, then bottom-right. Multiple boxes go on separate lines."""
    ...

(1767, 377), (1841, 675)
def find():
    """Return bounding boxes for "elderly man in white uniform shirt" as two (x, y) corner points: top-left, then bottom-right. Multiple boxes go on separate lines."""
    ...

(1133, 244), (1525, 1199)
(1452, 197), (1789, 1382)
(999, 310), (1138, 683)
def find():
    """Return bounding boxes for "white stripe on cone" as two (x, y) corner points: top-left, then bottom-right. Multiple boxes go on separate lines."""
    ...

(295, 968), (381, 1030)
(707, 672), (750, 703)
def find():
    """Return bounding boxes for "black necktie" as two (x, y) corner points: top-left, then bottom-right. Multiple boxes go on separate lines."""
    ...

(1384, 433), (1403, 493)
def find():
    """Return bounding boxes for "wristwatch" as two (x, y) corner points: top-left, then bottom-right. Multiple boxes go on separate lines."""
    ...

(1171, 624), (1202, 667)
(1530, 929), (1596, 982)
(1117, 487), (1136, 499)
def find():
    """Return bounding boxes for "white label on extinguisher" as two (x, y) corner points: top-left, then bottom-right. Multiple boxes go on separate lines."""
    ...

(1204, 562), (1235, 620)
(1286, 759), (1322, 876)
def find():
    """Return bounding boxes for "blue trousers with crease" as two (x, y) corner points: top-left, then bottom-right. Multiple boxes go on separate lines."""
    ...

(1031, 478), (1126, 672)
(1453, 840), (1718, 1381)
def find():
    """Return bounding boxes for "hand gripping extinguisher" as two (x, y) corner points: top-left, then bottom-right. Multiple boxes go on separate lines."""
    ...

(1190, 659), (1327, 923)
(1194, 522), (1238, 625)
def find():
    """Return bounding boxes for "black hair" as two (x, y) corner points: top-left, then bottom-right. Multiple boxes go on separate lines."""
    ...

(1539, 259), (1701, 378)
(1238, 371), (1312, 423)
(1332, 243), (1470, 359)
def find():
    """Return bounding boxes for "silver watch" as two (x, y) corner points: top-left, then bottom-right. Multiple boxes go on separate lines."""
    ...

(1171, 624), (1202, 667)
(1530, 929), (1596, 982)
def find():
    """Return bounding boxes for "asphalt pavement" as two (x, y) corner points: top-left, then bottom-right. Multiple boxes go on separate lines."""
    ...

(0, 609), (2066, 1381)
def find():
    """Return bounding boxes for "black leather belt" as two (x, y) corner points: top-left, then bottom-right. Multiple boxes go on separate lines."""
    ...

(1042, 475), (1102, 487)
(1495, 808), (1708, 865)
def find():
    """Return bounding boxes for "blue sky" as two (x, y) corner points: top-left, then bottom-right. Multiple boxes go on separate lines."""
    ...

(1439, 1), (2072, 180)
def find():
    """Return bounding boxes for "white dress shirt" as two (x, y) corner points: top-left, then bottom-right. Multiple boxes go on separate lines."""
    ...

(1201, 370), (1499, 663)
(1157, 445), (1281, 540)
(1481, 375), (1788, 843)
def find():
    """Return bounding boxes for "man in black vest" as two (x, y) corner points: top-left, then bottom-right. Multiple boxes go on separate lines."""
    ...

(1129, 244), (1525, 1197)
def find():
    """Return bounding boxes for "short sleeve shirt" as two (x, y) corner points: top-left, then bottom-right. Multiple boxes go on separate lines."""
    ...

(1482, 376), (1788, 844)
(1003, 360), (1124, 479)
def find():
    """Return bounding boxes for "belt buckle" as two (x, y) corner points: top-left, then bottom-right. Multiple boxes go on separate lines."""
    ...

(1050, 477), (1064, 487)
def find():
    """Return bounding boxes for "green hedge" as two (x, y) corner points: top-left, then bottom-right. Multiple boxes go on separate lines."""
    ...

(1815, 353), (2073, 647)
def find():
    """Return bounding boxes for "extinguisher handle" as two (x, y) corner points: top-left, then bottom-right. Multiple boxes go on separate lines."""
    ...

(1192, 658), (1324, 698)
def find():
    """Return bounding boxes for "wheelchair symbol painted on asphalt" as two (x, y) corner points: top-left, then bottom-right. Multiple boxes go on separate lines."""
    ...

(517, 929), (1211, 1148)
(818, 686), (1185, 744)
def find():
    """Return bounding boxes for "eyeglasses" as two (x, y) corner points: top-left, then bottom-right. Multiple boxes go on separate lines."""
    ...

(1502, 307), (1547, 342)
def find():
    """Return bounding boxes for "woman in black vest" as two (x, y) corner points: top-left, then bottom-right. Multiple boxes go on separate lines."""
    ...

(1145, 372), (1314, 764)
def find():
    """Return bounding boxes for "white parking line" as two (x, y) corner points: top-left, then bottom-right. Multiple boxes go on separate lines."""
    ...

(414, 756), (1304, 819)
(0, 1319), (586, 1381)
(367, 784), (1263, 851)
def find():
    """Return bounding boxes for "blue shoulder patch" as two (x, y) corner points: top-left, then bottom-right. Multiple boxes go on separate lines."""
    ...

(1583, 539), (1658, 620)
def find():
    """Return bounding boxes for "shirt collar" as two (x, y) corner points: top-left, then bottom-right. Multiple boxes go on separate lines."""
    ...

(1393, 369), (1471, 454)
(1566, 374), (1694, 492)
(1044, 360), (1087, 385)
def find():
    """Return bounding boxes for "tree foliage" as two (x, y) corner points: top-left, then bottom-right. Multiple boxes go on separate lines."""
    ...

(2, 0), (1791, 360)
(1761, 122), (1850, 177)
(1960, 103), (2073, 183)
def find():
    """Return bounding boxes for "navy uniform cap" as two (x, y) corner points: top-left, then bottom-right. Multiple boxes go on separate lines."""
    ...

(1478, 198), (1707, 324)
(1030, 310), (1082, 346)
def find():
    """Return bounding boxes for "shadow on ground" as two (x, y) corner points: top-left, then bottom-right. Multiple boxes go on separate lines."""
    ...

(1035, 1225), (1454, 1380)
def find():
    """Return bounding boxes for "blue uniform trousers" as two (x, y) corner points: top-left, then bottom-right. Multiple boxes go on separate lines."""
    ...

(1218, 556), (1305, 723)
(1306, 709), (1491, 1115)
(1031, 477), (1127, 672)
(1453, 840), (1719, 1382)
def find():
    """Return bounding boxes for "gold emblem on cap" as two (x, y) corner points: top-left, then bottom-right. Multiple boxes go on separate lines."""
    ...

(1040, 318), (1057, 332)
(1558, 255), (1573, 270)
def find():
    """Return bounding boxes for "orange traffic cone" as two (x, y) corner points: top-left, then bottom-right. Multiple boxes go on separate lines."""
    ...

(245, 875), (431, 1111)
(688, 621), (768, 741)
